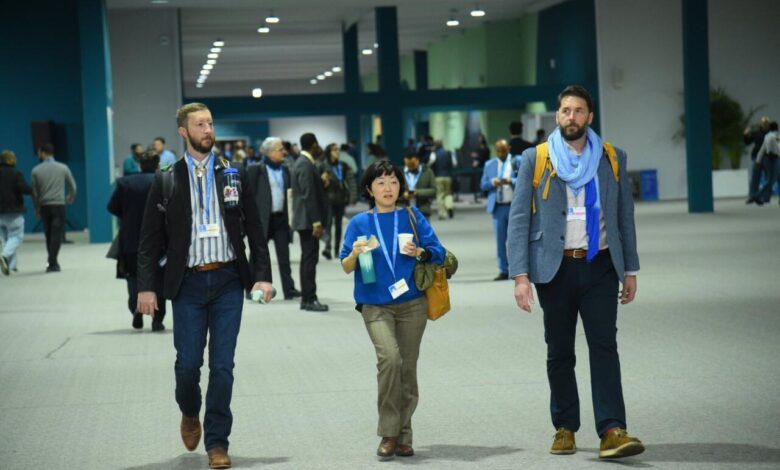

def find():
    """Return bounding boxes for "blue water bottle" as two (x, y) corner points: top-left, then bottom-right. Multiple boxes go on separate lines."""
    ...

(356, 235), (376, 284)
(223, 167), (241, 209)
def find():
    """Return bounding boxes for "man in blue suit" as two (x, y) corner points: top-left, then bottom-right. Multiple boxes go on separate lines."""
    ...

(480, 139), (514, 280)
(508, 85), (644, 459)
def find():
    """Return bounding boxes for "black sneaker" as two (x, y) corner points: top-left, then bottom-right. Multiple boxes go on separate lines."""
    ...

(152, 320), (165, 332)
(46, 264), (61, 273)
(132, 313), (143, 329)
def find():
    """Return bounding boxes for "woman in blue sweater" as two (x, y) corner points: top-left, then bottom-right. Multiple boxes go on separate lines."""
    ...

(340, 160), (445, 459)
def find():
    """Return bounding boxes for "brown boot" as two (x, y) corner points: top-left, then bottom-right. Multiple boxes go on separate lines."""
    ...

(550, 427), (576, 455)
(377, 436), (398, 459)
(599, 427), (645, 458)
(207, 447), (232, 469)
(395, 443), (414, 457)
(180, 415), (202, 451)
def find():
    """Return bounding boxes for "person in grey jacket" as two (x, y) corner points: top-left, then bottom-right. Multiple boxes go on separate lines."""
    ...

(508, 85), (644, 459)
(31, 143), (76, 272)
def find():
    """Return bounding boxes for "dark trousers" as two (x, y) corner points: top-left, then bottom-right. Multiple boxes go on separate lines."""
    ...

(297, 229), (319, 303)
(126, 275), (166, 322)
(268, 213), (296, 297)
(535, 251), (626, 437)
(40, 205), (65, 267)
(323, 204), (346, 256)
(172, 264), (243, 451)
(757, 155), (779, 202)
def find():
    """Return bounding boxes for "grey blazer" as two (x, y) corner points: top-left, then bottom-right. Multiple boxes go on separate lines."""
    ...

(507, 146), (639, 284)
(291, 156), (327, 231)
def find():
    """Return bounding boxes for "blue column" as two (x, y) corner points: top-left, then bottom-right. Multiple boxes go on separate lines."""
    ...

(78, 0), (114, 242)
(342, 23), (361, 159)
(414, 50), (428, 91)
(375, 7), (403, 164)
(682, 0), (713, 213)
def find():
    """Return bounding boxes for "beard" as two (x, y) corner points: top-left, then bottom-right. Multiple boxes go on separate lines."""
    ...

(560, 122), (587, 141)
(186, 131), (215, 154)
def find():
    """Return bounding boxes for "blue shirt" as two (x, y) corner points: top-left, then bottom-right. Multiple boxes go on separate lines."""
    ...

(160, 149), (177, 167)
(123, 155), (140, 175)
(340, 207), (446, 306)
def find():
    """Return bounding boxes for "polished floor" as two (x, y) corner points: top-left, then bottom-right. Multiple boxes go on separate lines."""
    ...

(0, 198), (778, 469)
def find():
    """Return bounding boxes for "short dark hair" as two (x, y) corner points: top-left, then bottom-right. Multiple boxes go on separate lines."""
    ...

(38, 143), (55, 155)
(131, 143), (143, 152)
(557, 85), (593, 112)
(509, 121), (523, 135)
(360, 160), (406, 208)
(300, 133), (318, 151)
(154, 136), (166, 144)
(770, 121), (779, 132)
(403, 152), (419, 161)
(139, 150), (160, 172)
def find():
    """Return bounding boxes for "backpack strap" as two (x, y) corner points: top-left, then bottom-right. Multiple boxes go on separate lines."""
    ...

(406, 207), (420, 245)
(531, 143), (555, 214)
(603, 142), (619, 182)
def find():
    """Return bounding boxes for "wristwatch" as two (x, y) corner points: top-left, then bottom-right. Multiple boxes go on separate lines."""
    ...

(415, 249), (428, 262)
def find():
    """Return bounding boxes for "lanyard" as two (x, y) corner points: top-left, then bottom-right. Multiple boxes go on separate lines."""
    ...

(372, 209), (398, 280)
(404, 169), (420, 191)
(268, 166), (284, 190)
(186, 152), (214, 223)
(332, 163), (343, 182)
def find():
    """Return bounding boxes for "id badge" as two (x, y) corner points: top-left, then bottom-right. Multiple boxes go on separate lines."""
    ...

(567, 206), (587, 221)
(197, 223), (220, 238)
(388, 278), (410, 300)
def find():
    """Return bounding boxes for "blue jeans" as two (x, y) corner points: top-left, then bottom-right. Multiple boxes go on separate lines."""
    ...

(172, 263), (243, 451)
(492, 204), (511, 274)
(0, 214), (24, 270)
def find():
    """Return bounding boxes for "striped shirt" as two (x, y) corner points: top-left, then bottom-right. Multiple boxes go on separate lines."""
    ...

(185, 153), (235, 267)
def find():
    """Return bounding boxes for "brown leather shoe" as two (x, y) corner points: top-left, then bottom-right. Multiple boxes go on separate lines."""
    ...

(376, 436), (398, 458)
(180, 415), (202, 451)
(395, 444), (414, 457)
(550, 427), (576, 455)
(207, 447), (232, 469)
(599, 427), (645, 458)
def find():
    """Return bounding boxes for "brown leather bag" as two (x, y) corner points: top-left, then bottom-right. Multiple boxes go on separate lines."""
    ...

(406, 208), (451, 320)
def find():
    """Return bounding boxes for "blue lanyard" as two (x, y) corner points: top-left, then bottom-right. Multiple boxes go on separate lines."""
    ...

(404, 169), (420, 191)
(186, 152), (214, 223)
(268, 166), (284, 190)
(332, 163), (343, 182)
(372, 209), (398, 280)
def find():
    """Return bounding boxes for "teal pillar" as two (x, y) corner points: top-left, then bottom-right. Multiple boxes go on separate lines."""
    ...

(682, 0), (714, 213)
(375, 7), (403, 164)
(414, 50), (428, 91)
(78, 0), (114, 242)
(342, 23), (361, 157)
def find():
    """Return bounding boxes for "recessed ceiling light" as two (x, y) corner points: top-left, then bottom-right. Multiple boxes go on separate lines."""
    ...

(257, 27), (270, 34)
(361, 48), (373, 55)
(446, 19), (460, 27)
(310, 79), (318, 84)
(213, 40), (225, 47)
(203, 64), (214, 70)
(332, 66), (342, 73)
(200, 70), (211, 75)
(207, 59), (217, 65)
(208, 53), (219, 59)
(265, 11), (280, 23)
(374, 42), (379, 49)
(210, 47), (221, 53)
(317, 74), (326, 80)
(197, 76), (207, 82)
(470, 8), (486, 17)
(196, 83), (204, 88)
(324, 71), (333, 77)
(150, 0), (169, 4)
(252, 88), (263, 98)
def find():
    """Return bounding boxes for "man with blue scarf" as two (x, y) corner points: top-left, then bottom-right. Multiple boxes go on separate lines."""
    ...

(507, 86), (643, 459)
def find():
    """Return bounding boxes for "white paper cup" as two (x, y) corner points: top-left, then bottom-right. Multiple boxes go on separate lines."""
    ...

(398, 233), (414, 255)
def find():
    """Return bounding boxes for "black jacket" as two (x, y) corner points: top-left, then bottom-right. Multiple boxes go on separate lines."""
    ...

(245, 162), (291, 239)
(0, 164), (32, 214)
(107, 172), (155, 257)
(136, 158), (272, 299)
(291, 155), (328, 231)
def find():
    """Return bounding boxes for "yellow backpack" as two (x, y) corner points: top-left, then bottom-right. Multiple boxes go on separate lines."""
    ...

(531, 142), (619, 213)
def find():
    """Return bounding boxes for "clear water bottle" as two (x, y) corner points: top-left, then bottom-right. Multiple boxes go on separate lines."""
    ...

(223, 167), (241, 209)
(356, 235), (376, 284)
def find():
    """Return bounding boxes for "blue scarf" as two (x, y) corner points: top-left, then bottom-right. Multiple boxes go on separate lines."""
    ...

(548, 127), (603, 262)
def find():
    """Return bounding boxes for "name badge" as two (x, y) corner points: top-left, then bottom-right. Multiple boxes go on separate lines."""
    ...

(388, 278), (410, 300)
(197, 223), (221, 238)
(567, 206), (586, 221)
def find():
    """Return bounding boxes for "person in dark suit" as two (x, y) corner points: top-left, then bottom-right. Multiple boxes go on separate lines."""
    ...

(291, 132), (329, 312)
(508, 85), (643, 459)
(319, 143), (357, 260)
(107, 150), (166, 331)
(245, 137), (301, 300)
(136, 103), (275, 470)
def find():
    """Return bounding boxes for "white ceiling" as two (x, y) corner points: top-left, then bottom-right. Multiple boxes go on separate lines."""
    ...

(107, 0), (567, 97)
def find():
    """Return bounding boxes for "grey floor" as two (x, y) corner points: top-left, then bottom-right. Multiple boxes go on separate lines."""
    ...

(1, 198), (779, 470)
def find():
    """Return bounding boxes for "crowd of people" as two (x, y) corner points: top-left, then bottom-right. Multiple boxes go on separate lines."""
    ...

(1, 85), (656, 469)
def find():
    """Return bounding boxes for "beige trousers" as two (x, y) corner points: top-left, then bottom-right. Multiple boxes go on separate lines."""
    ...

(361, 296), (428, 445)
(435, 177), (453, 219)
